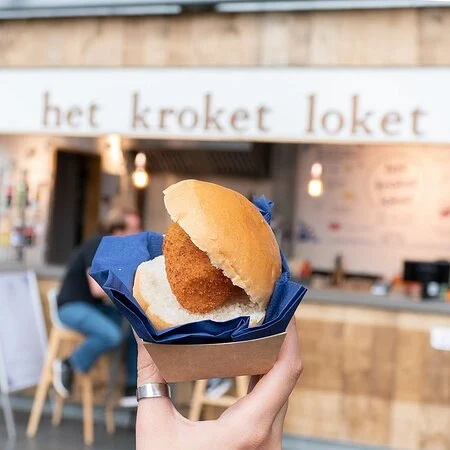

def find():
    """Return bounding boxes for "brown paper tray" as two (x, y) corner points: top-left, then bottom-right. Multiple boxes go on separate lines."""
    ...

(143, 332), (286, 382)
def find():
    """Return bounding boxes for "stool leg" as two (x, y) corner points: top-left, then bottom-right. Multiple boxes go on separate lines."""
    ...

(27, 329), (60, 438)
(236, 376), (249, 398)
(52, 393), (64, 426)
(81, 375), (94, 446)
(188, 379), (208, 421)
(105, 401), (115, 435)
(104, 341), (123, 434)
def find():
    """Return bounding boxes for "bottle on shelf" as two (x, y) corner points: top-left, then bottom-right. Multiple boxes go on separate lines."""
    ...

(331, 254), (345, 287)
(5, 185), (13, 208)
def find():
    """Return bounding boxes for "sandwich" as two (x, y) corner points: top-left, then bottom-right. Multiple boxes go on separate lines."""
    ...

(133, 180), (282, 331)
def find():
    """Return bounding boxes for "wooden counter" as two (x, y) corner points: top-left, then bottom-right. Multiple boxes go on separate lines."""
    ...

(34, 272), (450, 444)
(286, 298), (450, 450)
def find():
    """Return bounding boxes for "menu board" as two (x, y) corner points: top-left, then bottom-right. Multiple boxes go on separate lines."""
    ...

(0, 271), (47, 393)
(294, 145), (450, 277)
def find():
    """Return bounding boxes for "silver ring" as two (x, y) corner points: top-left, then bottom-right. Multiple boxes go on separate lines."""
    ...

(136, 383), (171, 401)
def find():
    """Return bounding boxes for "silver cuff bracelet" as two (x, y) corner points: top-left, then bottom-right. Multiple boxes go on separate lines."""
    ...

(136, 383), (171, 401)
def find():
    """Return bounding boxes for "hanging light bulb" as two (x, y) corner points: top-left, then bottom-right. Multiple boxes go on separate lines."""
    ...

(132, 168), (149, 189)
(135, 152), (146, 168)
(132, 152), (150, 189)
(308, 161), (324, 198)
(308, 179), (323, 197)
(311, 162), (323, 178)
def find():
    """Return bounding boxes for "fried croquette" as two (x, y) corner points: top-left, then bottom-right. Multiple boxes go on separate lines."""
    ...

(163, 222), (247, 313)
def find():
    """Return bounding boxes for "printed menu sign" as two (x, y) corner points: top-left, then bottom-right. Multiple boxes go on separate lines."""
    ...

(295, 145), (450, 277)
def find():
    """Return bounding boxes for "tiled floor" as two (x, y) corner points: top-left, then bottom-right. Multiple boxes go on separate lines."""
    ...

(0, 411), (390, 450)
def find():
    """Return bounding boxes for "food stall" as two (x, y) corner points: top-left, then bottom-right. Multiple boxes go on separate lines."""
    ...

(1, 4), (450, 449)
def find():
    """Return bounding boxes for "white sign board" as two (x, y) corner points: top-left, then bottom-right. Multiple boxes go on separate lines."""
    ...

(0, 271), (47, 393)
(0, 68), (449, 144)
(430, 327), (450, 352)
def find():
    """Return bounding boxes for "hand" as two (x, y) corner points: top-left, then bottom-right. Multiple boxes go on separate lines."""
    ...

(136, 319), (302, 450)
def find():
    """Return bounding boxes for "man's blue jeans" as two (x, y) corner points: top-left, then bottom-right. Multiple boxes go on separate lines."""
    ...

(58, 302), (137, 387)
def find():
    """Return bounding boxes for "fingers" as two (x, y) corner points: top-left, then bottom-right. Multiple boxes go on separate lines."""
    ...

(135, 337), (176, 432)
(229, 319), (302, 424)
(136, 338), (166, 384)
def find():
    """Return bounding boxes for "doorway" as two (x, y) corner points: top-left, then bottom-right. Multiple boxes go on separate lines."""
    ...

(46, 150), (101, 265)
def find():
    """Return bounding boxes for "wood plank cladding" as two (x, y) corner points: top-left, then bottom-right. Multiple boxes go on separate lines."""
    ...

(1, 9), (450, 67)
(287, 302), (450, 449)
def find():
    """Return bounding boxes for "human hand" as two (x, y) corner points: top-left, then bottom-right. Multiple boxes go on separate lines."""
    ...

(136, 319), (302, 450)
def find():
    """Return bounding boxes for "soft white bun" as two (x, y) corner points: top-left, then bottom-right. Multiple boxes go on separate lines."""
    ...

(134, 256), (266, 331)
(163, 179), (281, 308)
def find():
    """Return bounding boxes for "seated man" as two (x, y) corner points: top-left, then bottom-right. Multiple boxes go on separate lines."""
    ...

(52, 207), (142, 405)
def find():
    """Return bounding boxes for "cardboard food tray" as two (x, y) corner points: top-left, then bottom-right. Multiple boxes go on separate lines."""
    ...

(143, 332), (287, 382)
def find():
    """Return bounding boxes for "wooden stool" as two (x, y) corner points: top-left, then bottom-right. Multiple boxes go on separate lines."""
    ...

(188, 377), (249, 421)
(26, 288), (115, 446)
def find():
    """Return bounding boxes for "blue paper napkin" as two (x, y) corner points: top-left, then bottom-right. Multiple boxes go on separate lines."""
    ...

(90, 196), (307, 344)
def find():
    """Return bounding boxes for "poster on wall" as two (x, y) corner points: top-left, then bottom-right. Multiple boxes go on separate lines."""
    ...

(0, 143), (50, 265)
(295, 145), (450, 276)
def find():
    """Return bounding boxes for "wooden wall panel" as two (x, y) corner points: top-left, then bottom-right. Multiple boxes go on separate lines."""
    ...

(342, 395), (390, 447)
(288, 302), (450, 450)
(389, 402), (421, 450)
(285, 390), (346, 440)
(393, 329), (427, 403)
(306, 11), (342, 66)
(260, 13), (291, 66)
(286, 13), (313, 66)
(299, 319), (344, 392)
(190, 14), (261, 67)
(64, 18), (124, 67)
(418, 8), (450, 65)
(1, 9), (450, 68)
(332, 10), (419, 66)
(0, 20), (51, 66)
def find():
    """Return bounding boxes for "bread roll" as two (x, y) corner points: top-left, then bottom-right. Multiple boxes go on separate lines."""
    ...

(163, 179), (281, 307)
(134, 256), (266, 330)
(133, 179), (281, 331)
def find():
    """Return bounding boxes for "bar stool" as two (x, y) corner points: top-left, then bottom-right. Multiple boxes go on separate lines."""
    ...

(188, 377), (249, 421)
(26, 288), (117, 446)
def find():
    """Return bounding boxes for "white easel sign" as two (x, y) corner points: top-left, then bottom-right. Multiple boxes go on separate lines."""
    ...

(0, 271), (47, 439)
(0, 271), (47, 393)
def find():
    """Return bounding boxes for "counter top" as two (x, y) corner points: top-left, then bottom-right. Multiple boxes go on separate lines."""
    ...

(1, 264), (449, 314)
(0, 263), (64, 279)
(304, 287), (450, 315)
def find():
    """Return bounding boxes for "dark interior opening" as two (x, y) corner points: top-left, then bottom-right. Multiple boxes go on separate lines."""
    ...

(46, 150), (101, 265)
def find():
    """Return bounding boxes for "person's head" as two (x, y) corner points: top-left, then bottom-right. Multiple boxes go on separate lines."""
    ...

(104, 206), (142, 236)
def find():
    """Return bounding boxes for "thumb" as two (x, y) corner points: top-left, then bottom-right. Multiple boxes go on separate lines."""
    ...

(136, 336), (166, 384)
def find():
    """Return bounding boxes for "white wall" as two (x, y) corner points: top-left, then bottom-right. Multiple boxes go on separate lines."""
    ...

(294, 144), (450, 279)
